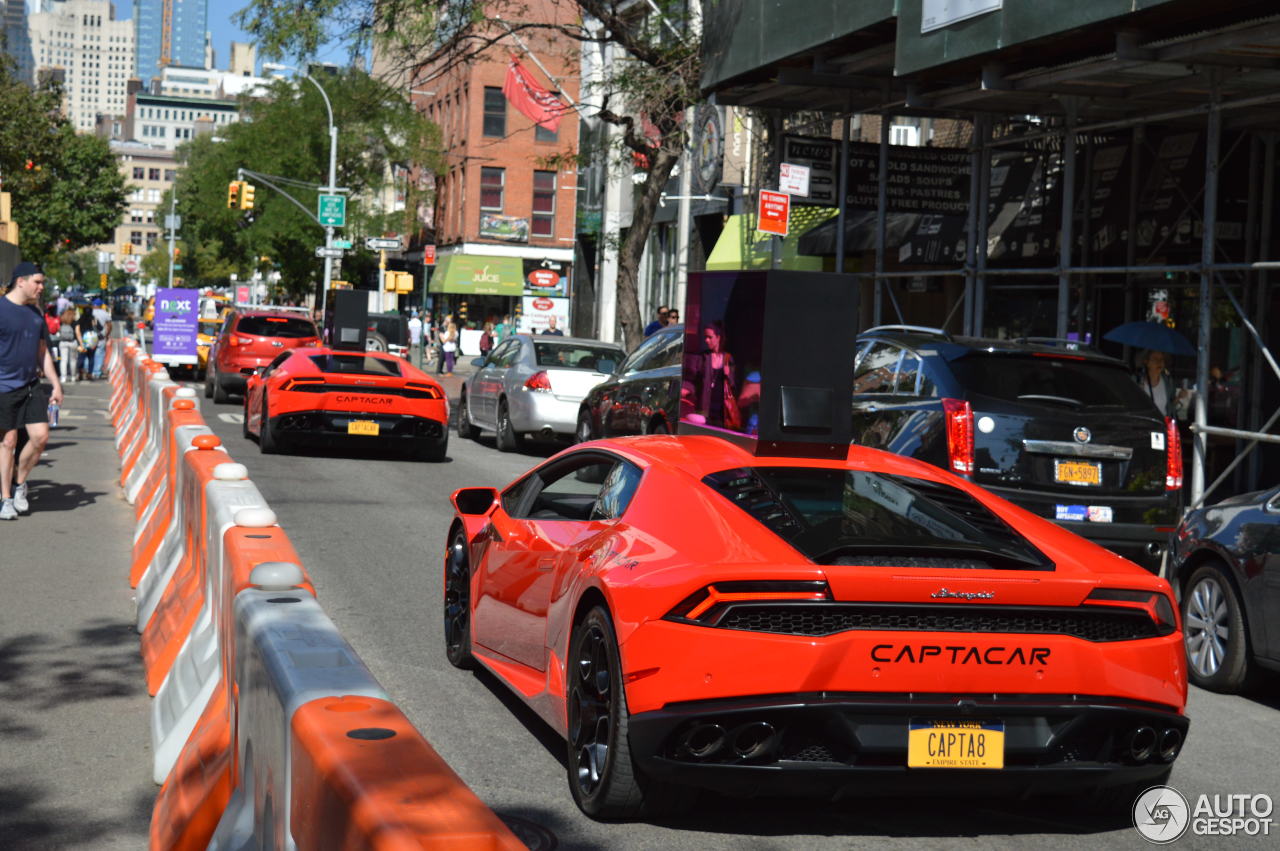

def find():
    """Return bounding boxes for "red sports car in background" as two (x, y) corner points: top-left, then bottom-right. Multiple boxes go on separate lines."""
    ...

(244, 347), (449, 461)
(444, 435), (1188, 819)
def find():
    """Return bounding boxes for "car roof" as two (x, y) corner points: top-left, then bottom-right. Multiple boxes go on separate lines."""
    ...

(515, 333), (624, 350)
(233, 308), (315, 320)
(858, 328), (1124, 366)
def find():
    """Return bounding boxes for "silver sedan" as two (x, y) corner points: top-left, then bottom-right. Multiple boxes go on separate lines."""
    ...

(457, 334), (624, 451)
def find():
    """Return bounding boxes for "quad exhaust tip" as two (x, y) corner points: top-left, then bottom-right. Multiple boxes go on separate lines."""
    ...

(731, 722), (777, 760)
(1129, 726), (1157, 763)
(678, 724), (726, 760)
(1159, 728), (1182, 763)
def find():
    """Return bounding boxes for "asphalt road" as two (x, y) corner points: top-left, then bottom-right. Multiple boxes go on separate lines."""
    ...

(197, 385), (1280, 851)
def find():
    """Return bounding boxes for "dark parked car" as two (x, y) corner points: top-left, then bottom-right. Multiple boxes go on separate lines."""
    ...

(366, 312), (409, 357)
(849, 325), (1183, 571)
(1172, 486), (1280, 692)
(576, 325), (683, 441)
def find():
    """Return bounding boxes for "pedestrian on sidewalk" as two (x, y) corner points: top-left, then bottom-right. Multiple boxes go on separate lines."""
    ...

(407, 310), (423, 367)
(91, 298), (111, 379)
(75, 304), (100, 381)
(439, 318), (458, 376)
(57, 306), (78, 384)
(1, 262), (64, 520)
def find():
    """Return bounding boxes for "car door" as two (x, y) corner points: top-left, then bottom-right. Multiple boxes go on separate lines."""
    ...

(472, 452), (623, 670)
(473, 339), (516, 427)
(1255, 489), (1280, 660)
(248, 352), (292, 433)
(851, 341), (926, 451)
(606, 332), (669, 435)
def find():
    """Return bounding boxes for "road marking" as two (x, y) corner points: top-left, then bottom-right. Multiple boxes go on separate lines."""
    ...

(218, 413), (245, 424)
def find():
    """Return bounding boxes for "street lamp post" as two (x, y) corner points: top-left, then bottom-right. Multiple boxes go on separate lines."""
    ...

(263, 62), (338, 323)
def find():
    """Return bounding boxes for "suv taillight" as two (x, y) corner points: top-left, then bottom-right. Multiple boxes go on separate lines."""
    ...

(1165, 416), (1182, 490)
(524, 371), (552, 392)
(942, 398), (974, 475)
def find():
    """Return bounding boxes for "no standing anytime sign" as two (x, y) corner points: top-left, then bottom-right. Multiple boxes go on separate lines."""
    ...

(757, 190), (790, 236)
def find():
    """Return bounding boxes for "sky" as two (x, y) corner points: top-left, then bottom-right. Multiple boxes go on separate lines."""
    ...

(105, 1), (351, 74)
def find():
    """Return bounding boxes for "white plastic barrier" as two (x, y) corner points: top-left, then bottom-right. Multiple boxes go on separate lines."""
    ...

(124, 370), (179, 505)
(209, 582), (388, 851)
(133, 389), (200, 544)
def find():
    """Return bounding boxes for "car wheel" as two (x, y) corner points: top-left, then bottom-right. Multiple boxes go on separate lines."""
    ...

(443, 527), (476, 669)
(456, 390), (479, 440)
(241, 398), (250, 439)
(1183, 562), (1254, 693)
(495, 399), (524, 452)
(259, 393), (279, 454)
(366, 330), (389, 353)
(417, 430), (448, 462)
(203, 366), (214, 399)
(567, 606), (685, 819)
(575, 409), (595, 444)
(211, 366), (229, 404)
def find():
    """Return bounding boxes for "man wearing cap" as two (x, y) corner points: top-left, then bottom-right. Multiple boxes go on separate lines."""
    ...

(1, 262), (63, 520)
(91, 297), (112, 379)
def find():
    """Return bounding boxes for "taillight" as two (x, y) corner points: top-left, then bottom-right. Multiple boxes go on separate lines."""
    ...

(228, 335), (254, 347)
(665, 581), (831, 624)
(282, 377), (324, 391)
(1165, 417), (1182, 490)
(524, 371), (552, 392)
(405, 381), (443, 399)
(1084, 587), (1178, 635)
(942, 398), (974, 475)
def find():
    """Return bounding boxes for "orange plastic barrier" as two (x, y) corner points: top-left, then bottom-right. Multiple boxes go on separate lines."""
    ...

(120, 362), (170, 484)
(140, 436), (234, 694)
(150, 684), (233, 851)
(130, 418), (213, 589)
(291, 696), (525, 850)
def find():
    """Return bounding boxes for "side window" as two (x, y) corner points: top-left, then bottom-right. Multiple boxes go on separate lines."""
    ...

(501, 475), (536, 516)
(517, 455), (621, 521)
(499, 340), (527, 368)
(657, 331), (684, 368)
(917, 363), (938, 397)
(894, 351), (923, 394)
(488, 340), (515, 367)
(853, 342), (902, 394)
(621, 333), (666, 374)
(265, 353), (291, 376)
(591, 462), (643, 521)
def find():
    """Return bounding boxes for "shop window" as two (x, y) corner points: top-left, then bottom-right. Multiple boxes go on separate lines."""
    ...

(535, 123), (556, 143)
(532, 171), (555, 238)
(480, 167), (504, 212)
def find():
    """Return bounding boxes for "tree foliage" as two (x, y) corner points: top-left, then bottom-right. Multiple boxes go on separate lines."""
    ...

(0, 58), (128, 262)
(238, 0), (703, 348)
(172, 69), (439, 300)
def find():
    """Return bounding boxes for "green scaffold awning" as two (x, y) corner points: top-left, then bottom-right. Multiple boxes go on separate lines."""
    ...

(705, 207), (838, 271)
(428, 255), (524, 296)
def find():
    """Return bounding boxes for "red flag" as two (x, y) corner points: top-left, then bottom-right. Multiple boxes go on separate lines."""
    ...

(502, 59), (564, 133)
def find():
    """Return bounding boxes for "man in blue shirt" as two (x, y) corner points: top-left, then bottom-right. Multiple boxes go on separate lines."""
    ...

(1, 262), (63, 519)
(643, 305), (669, 337)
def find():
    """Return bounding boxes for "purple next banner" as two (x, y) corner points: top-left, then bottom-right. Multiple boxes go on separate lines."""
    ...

(152, 287), (199, 365)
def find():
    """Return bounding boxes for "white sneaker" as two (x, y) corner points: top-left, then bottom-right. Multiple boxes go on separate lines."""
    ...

(13, 482), (29, 514)
(0, 499), (16, 520)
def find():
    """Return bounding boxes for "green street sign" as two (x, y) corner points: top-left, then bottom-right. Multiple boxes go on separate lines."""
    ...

(331, 238), (353, 249)
(318, 194), (346, 227)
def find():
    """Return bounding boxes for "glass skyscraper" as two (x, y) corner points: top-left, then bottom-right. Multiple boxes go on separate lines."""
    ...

(133, 0), (208, 83)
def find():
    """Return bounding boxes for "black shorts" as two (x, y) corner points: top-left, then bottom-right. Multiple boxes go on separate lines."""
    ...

(0, 381), (49, 432)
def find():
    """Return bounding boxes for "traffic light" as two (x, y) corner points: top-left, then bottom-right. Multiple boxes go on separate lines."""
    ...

(395, 272), (415, 294)
(120, 242), (133, 255)
(227, 180), (240, 208)
(173, 246), (180, 260)
(240, 182), (256, 210)
(99, 273), (108, 289)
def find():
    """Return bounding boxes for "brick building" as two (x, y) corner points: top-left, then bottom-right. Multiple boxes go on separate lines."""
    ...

(407, 0), (580, 333)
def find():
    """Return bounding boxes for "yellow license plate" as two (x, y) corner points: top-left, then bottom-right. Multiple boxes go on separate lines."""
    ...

(347, 420), (379, 436)
(1055, 459), (1101, 486)
(907, 720), (1004, 769)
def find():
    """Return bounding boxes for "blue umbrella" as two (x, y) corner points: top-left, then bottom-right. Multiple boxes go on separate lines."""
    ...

(1103, 321), (1197, 357)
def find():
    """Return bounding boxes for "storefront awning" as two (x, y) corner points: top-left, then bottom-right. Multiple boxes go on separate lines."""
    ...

(428, 255), (524, 296)
(705, 207), (837, 271)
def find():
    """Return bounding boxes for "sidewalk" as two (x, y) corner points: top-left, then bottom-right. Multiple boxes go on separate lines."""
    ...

(0, 380), (153, 849)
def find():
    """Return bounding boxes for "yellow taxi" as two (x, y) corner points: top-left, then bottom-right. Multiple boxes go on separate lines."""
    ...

(196, 318), (223, 378)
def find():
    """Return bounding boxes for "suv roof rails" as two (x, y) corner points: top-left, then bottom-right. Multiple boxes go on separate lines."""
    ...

(863, 324), (953, 341)
(1013, 336), (1096, 351)
(232, 303), (312, 315)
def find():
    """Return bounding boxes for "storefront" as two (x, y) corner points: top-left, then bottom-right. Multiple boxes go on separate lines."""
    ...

(428, 252), (573, 333)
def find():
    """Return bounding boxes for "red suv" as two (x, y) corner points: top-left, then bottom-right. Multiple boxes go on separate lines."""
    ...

(205, 309), (320, 402)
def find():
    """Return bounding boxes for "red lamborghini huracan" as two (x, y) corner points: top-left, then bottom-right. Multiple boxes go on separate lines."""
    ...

(244, 347), (449, 460)
(444, 434), (1188, 819)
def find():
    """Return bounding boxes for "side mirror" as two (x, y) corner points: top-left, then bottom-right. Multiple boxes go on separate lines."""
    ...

(471, 357), (487, 368)
(254, 366), (268, 376)
(452, 486), (498, 516)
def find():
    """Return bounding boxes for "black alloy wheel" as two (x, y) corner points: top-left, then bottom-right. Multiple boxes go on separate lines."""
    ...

(258, 392), (279, 454)
(443, 527), (475, 669)
(1183, 562), (1254, 692)
(495, 399), (524, 452)
(566, 606), (685, 819)
(456, 390), (479, 440)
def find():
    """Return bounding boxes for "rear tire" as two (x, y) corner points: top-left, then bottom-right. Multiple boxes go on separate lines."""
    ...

(443, 527), (476, 669)
(259, 393), (280, 454)
(211, 366), (229, 404)
(417, 430), (449, 462)
(203, 367), (214, 399)
(1183, 562), (1254, 693)
(366, 330), (389, 353)
(567, 606), (687, 820)
(575, 409), (595, 444)
(456, 391), (479, 440)
(495, 399), (524, 452)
